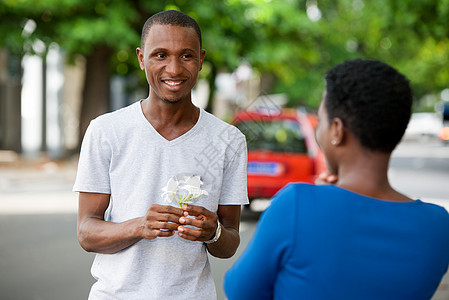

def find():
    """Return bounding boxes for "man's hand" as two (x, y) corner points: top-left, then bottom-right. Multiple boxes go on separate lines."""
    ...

(315, 170), (338, 185)
(177, 204), (218, 242)
(178, 204), (242, 259)
(138, 204), (184, 240)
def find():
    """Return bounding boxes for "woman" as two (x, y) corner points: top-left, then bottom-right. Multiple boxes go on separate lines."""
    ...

(224, 59), (449, 300)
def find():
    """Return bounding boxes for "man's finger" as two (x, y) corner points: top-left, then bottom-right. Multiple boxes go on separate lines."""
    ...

(177, 225), (203, 240)
(179, 216), (207, 228)
(182, 204), (211, 217)
(152, 204), (183, 215)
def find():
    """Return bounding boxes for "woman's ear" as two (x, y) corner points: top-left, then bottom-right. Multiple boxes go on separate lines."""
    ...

(330, 118), (345, 146)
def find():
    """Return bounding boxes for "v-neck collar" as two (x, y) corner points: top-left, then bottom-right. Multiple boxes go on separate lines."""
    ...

(136, 100), (203, 144)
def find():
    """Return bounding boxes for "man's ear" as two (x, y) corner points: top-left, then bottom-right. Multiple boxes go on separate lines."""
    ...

(330, 117), (345, 145)
(199, 49), (206, 71)
(136, 48), (144, 70)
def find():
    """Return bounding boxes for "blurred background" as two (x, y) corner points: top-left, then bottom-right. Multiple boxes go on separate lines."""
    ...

(1, 0), (448, 299)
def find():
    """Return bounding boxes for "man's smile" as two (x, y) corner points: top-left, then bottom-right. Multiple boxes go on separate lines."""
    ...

(162, 79), (186, 88)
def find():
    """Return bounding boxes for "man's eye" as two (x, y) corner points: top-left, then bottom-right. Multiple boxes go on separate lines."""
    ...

(155, 53), (166, 59)
(181, 54), (193, 59)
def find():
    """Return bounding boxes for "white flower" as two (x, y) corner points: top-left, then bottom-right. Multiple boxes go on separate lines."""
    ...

(161, 175), (208, 208)
(161, 177), (179, 203)
(183, 176), (209, 198)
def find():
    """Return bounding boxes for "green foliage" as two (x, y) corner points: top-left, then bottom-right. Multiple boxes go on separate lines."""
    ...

(1, 0), (448, 109)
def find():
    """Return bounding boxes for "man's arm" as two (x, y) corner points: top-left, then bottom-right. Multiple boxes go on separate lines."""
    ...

(178, 204), (241, 258)
(77, 192), (183, 254)
(205, 205), (241, 258)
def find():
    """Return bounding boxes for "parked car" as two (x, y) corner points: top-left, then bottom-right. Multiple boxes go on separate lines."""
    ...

(232, 108), (326, 206)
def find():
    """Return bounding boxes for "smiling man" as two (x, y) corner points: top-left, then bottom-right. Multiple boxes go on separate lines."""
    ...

(138, 21), (204, 105)
(73, 10), (248, 299)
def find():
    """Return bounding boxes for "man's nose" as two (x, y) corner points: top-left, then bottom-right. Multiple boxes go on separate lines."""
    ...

(165, 57), (182, 75)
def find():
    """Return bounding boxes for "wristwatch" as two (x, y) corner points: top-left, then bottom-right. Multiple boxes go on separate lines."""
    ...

(204, 221), (222, 244)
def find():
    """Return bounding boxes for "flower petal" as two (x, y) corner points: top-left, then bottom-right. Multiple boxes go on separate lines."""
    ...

(184, 176), (202, 189)
(165, 178), (178, 192)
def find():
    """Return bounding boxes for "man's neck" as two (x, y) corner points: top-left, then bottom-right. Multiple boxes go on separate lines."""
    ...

(140, 97), (200, 141)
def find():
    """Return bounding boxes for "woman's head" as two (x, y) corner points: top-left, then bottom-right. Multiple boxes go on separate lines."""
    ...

(322, 59), (412, 153)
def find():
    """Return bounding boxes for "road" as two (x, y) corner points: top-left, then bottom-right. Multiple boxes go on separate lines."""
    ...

(0, 139), (448, 300)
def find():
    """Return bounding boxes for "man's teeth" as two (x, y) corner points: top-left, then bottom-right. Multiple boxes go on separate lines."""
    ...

(165, 81), (182, 86)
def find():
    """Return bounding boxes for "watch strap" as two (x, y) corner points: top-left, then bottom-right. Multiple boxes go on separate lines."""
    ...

(204, 221), (222, 244)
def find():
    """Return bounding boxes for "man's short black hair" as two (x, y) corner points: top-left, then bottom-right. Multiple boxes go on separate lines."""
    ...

(141, 10), (202, 49)
(324, 59), (413, 153)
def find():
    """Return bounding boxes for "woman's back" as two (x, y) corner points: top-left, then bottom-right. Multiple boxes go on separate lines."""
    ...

(224, 59), (449, 300)
(225, 183), (449, 300)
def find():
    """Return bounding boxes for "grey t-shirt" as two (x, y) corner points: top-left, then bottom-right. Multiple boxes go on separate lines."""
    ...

(73, 100), (249, 299)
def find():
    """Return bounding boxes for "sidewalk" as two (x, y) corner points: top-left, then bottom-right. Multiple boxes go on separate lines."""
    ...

(0, 156), (78, 214)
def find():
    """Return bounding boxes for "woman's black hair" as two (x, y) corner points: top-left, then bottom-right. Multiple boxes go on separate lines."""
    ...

(324, 59), (413, 153)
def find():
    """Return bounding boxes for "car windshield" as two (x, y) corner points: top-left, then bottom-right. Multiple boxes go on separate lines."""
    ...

(236, 119), (307, 153)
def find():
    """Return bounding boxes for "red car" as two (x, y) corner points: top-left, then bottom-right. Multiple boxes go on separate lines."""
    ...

(233, 108), (326, 204)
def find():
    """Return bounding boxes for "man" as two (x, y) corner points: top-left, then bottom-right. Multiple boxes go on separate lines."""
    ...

(73, 10), (248, 299)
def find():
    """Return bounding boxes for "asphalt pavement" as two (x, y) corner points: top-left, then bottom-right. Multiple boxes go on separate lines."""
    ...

(0, 140), (448, 299)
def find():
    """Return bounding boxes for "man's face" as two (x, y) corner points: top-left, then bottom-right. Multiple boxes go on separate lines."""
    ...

(137, 24), (206, 104)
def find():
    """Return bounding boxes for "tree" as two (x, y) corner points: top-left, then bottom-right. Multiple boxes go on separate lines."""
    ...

(0, 0), (256, 140)
(1, 0), (158, 141)
(315, 0), (449, 102)
(1, 0), (447, 152)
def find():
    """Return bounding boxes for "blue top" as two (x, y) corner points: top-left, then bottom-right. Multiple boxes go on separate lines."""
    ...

(224, 183), (449, 300)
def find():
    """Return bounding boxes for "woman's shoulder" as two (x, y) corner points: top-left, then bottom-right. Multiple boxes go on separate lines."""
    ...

(273, 183), (333, 199)
(270, 183), (326, 207)
(269, 183), (360, 215)
(416, 200), (449, 226)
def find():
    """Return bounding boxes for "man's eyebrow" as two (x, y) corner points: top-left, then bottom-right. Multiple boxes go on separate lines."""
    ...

(150, 48), (196, 53)
(151, 48), (167, 53)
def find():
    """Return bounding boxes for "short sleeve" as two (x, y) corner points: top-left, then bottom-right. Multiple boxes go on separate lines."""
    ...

(73, 119), (112, 194)
(218, 130), (249, 205)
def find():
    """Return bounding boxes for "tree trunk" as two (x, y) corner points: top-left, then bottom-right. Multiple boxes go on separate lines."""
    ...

(205, 63), (217, 113)
(79, 45), (113, 142)
(0, 50), (22, 153)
